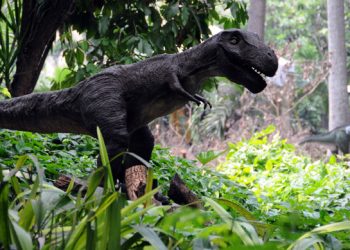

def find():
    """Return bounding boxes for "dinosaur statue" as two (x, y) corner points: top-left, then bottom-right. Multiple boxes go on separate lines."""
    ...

(0, 29), (278, 193)
(300, 125), (350, 154)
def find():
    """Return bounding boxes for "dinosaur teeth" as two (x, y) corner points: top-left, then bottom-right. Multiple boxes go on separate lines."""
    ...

(251, 67), (267, 80)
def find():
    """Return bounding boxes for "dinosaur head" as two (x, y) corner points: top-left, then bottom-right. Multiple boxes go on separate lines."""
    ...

(216, 29), (278, 93)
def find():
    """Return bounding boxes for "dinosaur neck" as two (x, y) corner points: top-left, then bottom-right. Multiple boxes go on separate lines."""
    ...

(174, 37), (220, 82)
(302, 133), (336, 144)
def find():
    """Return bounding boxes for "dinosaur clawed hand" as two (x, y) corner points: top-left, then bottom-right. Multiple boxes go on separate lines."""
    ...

(194, 94), (212, 109)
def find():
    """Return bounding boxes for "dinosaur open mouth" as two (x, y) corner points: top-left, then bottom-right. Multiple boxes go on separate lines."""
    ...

(219, 48), (276, 94)
(251, 66), (267, 83)
(231, 64), (269, 93)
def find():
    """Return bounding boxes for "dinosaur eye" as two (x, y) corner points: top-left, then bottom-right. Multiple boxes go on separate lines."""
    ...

(230, 36), (239, 45)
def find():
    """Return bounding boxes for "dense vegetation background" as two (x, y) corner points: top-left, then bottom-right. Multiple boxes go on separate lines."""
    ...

(1, 0), (350, 249)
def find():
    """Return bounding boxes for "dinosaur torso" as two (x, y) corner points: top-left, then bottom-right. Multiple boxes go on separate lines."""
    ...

(74, 54), (201, 132)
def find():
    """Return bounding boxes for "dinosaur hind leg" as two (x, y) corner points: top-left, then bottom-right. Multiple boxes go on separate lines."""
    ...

(123, 126), (154, 200)
(124, 126), (154, 168)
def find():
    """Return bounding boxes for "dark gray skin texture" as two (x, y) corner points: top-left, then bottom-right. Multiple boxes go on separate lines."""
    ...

(0, 29), (278, 182)
(300, 125), (350, 154)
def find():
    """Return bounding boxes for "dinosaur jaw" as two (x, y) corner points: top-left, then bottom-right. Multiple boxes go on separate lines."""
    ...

(221, 62), (269, 94)
(218, 47), (277, 94)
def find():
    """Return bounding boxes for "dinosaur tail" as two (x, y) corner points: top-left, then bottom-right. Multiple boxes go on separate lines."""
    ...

(0, 87), (88, 134)
(299, 133), (335, 145)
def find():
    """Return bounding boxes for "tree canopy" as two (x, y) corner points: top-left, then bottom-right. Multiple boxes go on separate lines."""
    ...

(0, 0), (248, 96)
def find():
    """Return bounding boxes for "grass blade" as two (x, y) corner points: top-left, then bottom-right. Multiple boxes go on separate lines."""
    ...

(145, 167), (154, 208)
(122, 204), (156, 226)
(0, 182), (11, 249)
(107, 196), (124, 250)
(84, 167), (104, 201)
(96, 127), (114, 191)
(86, 220), (96, 250)
(121, 186), (160, 217)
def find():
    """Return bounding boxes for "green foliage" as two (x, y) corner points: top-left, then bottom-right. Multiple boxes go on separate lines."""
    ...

(56, 0), (248, 88)
(190, 82), (241, 143)
(151, 145), (256, 208)
(1, 127), (350, 248)
(0, 0), (248, 90)
(0, 0), (22, 89)
(265, 0), (327, 58)
(196, 149), (225, 165)
(0, 130), (98, 178)
(0, 129), (265, 249)
(218, 126), (350, 239)
(295, 82), (328, 131)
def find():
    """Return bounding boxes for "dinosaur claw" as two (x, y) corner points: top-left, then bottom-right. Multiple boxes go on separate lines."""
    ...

(203, 100), (212, 110)
(194, 94), (211, 110)
(207, 101), (212, 109)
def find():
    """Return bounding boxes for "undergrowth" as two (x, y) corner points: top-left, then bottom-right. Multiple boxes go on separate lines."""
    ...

(0, 126), (350, 249)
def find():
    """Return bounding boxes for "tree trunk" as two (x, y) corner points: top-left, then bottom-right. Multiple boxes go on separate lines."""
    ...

(327, 0), (350, 130)
(10, 0), (75, 97)
(247, 0), (266, 40)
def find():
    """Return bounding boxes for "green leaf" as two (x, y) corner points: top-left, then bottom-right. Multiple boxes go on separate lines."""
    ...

(65, 215), (89, 250)
(288, 221), (350, 250)
(86, 220), (96, 250)
(96, 127), (114, 191)
(291, 235), (325, 250)
(98, 16), (110, 35)
(121, 204), (156, 226)
(328, 155), (337, 164)
(85, 167), (104, 201)
(79, 40), (89, 52)
(0, 86), (11, 97)
(196, 150), (225, 165)
(181, 6), (190, 25)
(203, 197), (262, 246)
(265, 159), (273, 171)
(230, 3), (237, 18)
(5, 155), (28, 181)
(18, 201), (35, 231)
(9, 220), (33, 250)
(76, 48), (85, 65)
(64, 50), (76, 68)
(121, 187), (160, 217)
(133, 225), (167, 250)
(106, 197), (123, 250)
(0, 182), (11, 248)
(145, 167), (154, 208)
(165, 4), (179, 19)
(94, 193), (119, 218)
(215, 198), (273, 239)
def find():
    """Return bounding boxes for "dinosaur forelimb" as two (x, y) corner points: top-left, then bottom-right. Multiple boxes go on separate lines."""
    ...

(194, 94), (212, 109)
(169, 73), (202, 106)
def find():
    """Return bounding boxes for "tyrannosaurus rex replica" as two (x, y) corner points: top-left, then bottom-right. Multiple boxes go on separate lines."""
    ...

(300, 125), (350, 154)
(0, 29), (278, 196)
